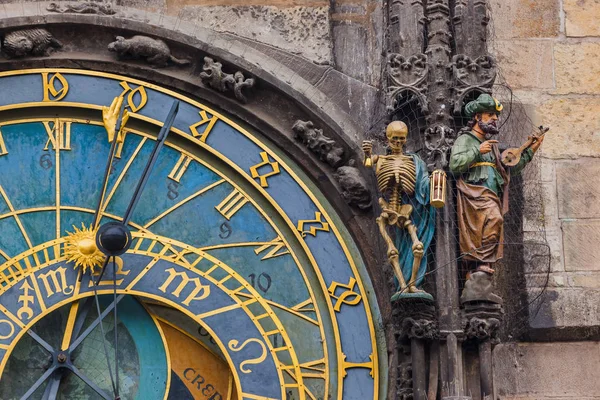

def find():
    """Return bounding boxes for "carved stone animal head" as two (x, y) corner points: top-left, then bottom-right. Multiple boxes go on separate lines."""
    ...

(3, 35), (33, 57)
(108, 36), (128, 53)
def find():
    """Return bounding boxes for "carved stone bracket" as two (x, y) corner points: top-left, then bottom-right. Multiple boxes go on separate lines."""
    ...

(386, 53), (429, 115)
(200, 57), (255, 103)
(292, 120), (371, 210)
(450, 54), (497, 115)
(424, 124), (456, 171)
(463, 302), (504, 344)
(393, 298), (439, 340)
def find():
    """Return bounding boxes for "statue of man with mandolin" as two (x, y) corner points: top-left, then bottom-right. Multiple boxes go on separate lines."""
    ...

(449, 94), (545, 287)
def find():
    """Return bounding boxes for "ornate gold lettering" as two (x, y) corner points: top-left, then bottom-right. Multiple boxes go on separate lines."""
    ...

(37, 266), (74, 297)
(43, 120), (71, 151)
(0, 129), (8, 156)
(119, 81), (148, 112)
(168, 154), (193, 183)
(228, 338), (268, 374)
(0, 319), (15, 340)
(17, 280), (35, 320)
(249, 152), (280, 188)
(215, 189), (248, 220)
(327, 277), (362, 312)
(42, 72), (69, 102)
(90, 256), (130, 287)
(254, 237), (289, 260)
(189, 110), (218, 142)
(158, 268), (210, 306)
(297, 212), (330, 238)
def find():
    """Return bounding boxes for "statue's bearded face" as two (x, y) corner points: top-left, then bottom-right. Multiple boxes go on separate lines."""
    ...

(476, 112), (499, 136)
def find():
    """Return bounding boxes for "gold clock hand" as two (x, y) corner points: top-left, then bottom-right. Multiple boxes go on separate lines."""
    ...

(93, 96), (129, 229)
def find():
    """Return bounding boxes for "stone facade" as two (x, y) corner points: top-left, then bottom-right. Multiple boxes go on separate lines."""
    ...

(0, 0), (598, 399)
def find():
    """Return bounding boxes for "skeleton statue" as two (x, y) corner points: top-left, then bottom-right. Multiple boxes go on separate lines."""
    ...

(363, 121), (435, 300)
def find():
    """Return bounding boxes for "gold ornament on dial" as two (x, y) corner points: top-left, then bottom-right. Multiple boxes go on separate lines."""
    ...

(63, 223), (105, 273)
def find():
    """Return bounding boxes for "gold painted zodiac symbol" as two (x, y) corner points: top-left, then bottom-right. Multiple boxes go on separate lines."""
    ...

(119, 81), (148, 112)
(228, 338), (268, 374)
(0, 319), (15, 340)
(17, 280), (35, 320)
(42, 72), (69, 102)
(327, 277), (363, 312)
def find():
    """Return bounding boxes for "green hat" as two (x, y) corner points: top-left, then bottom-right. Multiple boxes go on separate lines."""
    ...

(464, 94), (503, 118)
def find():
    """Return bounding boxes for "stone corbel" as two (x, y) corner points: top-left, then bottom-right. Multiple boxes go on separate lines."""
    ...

(200, 57), (255, 103)
(292, 120), (371, 211)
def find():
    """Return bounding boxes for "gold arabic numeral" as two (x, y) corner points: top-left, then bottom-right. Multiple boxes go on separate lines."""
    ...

(0, 128), (8, 156)
(42, 120), (71, 151)
(254, 236), (289, 260)
(215, 188), (249, 220)
(41, 72), (69, 102)
(249, 151), (280, 188)
(37, 266), (74, 298)
(190, 110), (218, 142)
(168, 154), (193, 183)
(17, 280), (36, 321)
(119, 81), (148, 112)
(158, 268), (210, 306)
(227, 338), (268, 374)
(327, 277), (362, 312)
(297, 212), (330, 238)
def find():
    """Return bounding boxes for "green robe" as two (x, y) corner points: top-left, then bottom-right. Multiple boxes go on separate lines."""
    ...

(449, 132), (533, 195)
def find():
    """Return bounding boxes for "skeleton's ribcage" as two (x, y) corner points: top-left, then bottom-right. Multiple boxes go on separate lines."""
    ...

(377, 157), (416, 196)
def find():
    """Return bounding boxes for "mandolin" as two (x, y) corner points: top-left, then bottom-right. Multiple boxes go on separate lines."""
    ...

(501, 125), (549, 167)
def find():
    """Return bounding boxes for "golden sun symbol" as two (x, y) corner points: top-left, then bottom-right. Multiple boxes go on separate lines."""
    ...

(64, 224), (105, 273)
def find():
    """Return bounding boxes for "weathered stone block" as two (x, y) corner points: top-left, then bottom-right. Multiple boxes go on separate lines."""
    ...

(494, 342), (600, 398)
(562, 220), (600, 271)
(529, 288), (600, 328)
(492, 40), (554, 89)
(488, 0), (560, 38)
(555, 42), (600, 95)
(176, 5), (332, 64)
(538, 98), (600, 159)
(557, 161), (600, 218)
(564, 0), (600, 37)
(569, 272), (600, 288)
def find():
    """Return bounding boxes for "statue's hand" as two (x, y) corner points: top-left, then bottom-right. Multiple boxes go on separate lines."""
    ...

(479, 140), (498, 154)
(530, 133), (545, 153)
(102, 96), (125, 142)
(362, 140), (373, 156)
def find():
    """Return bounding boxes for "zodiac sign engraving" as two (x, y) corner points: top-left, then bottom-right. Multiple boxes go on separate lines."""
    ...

(17, 280), (35, 320)
(228, 338), (268, 374)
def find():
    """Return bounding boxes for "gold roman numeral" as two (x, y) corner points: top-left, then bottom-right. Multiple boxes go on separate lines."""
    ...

(168, 154), (193, 183)
(190, 110), (218, 142)
(43, 120), (71, 151)
(0, 128), (8, 156)
(254, 237), (289, 260)
(215, 189), (248, 220)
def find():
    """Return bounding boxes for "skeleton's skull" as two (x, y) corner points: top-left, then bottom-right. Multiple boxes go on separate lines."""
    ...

(386, 121), (408, 152)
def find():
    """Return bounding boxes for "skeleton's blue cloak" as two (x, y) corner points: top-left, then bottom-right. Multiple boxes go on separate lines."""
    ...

(393, 154), (436, 290)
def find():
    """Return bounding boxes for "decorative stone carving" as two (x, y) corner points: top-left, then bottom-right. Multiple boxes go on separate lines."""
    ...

(450, 54), (497, 114)
(1, 29), (62, 58)
(460, 271), (502, 304)
(47, 2), (117, 15)
(108, 36), (190, 68)
(292, 120), (344, 168)
(463, 301), (504, 343)
(402, 318), (438, 340)
(397, 361), (414, 400)
(424, 124), (456, 171)
(386, 53), (429, 114)
(200, 57), (255, 103)
(393, 296), (438, 339)
(334, 162), (372, 210)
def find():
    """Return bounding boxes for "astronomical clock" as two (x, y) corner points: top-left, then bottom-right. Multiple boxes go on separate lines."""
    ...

(0, 69), (383, 399)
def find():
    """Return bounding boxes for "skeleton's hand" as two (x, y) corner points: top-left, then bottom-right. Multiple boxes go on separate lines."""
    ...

(479, 140), (498, 155)
(362, 140), (373, 156)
